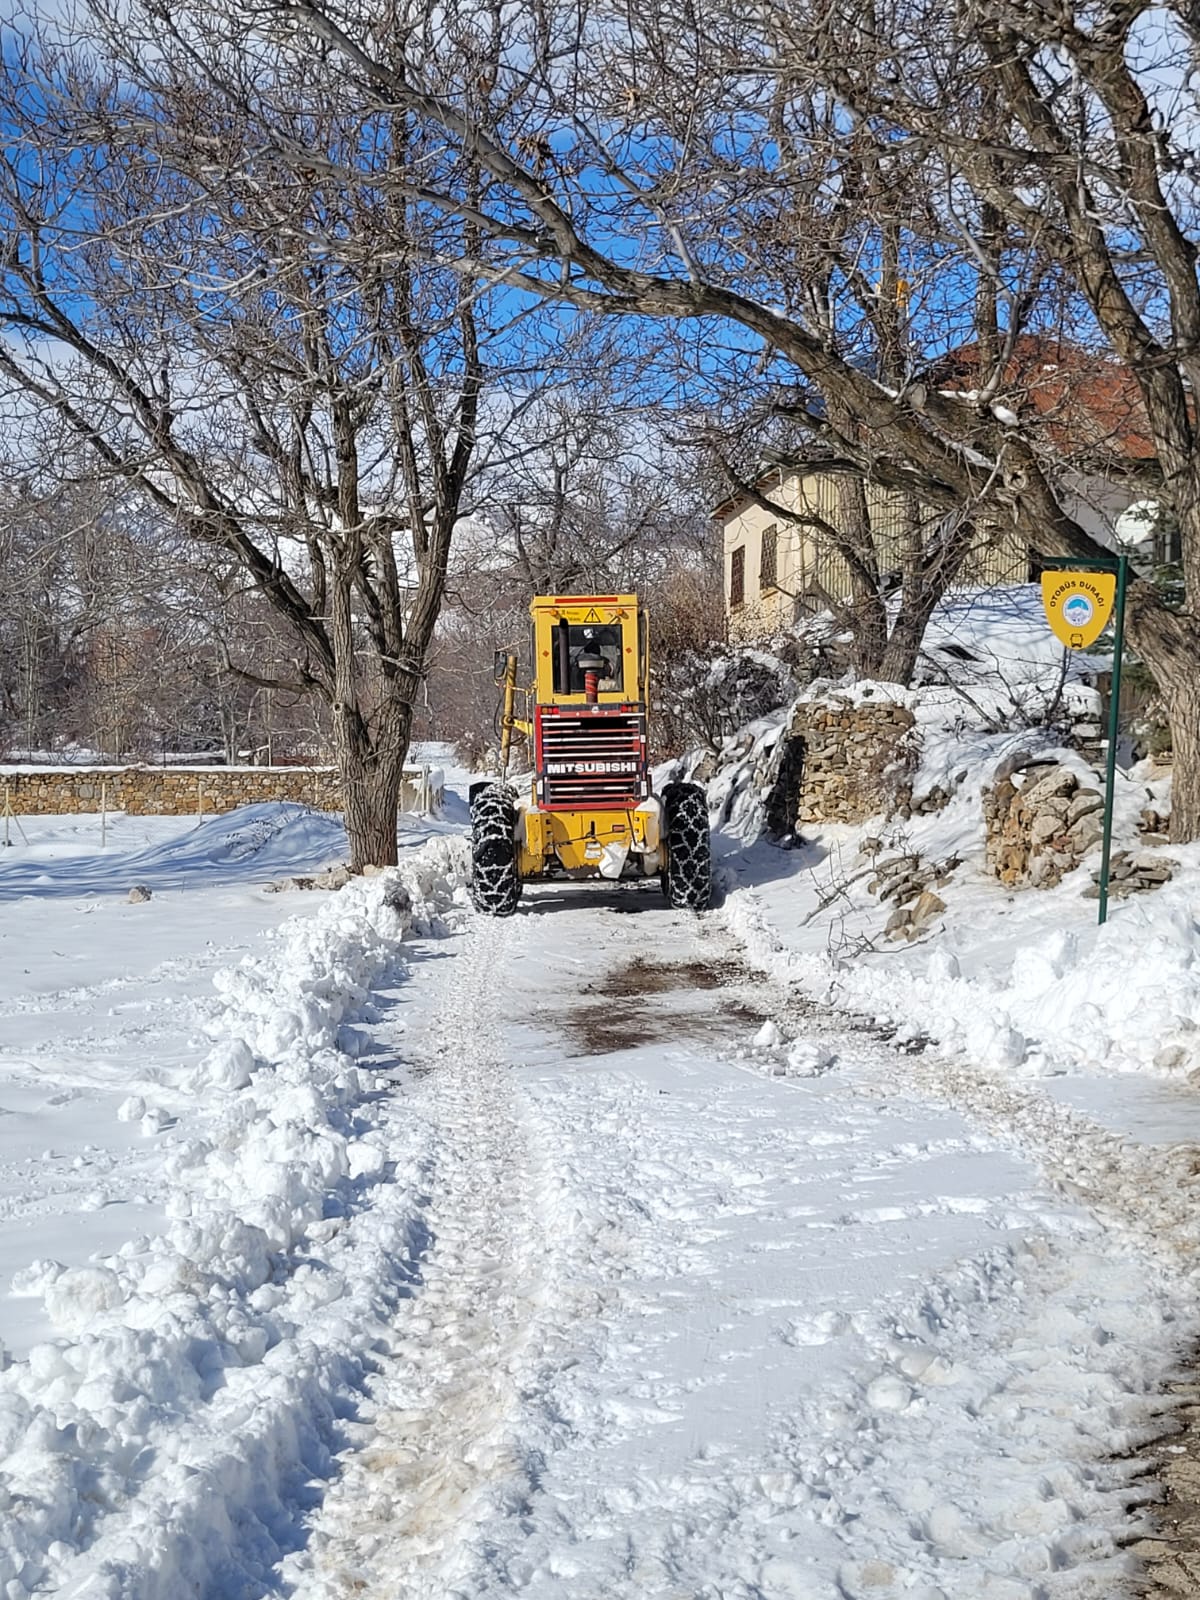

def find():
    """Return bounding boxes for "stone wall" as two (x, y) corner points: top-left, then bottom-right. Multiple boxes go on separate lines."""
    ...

(983, 758), (1104, 887)
(0, 765), (441, 817)
(787, 696), (916, 827)
(983, 754), (1180, 895)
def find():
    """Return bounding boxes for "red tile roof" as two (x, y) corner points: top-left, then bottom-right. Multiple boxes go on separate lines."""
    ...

(928, 334), (1156, 462)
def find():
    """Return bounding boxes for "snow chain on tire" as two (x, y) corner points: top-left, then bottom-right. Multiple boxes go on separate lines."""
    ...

(470, 783), (521, 917)
(662, 781), (712, 911)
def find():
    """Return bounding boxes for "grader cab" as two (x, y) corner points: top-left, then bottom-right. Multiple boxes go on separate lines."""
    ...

(469, 593), (711, 916)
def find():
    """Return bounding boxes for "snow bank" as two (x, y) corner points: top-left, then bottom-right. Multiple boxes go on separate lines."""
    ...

(703, 578), (1191, 1086)
(708, 645), (1190, 1086)
(973, 875), (1200, 1079)
(0, 836), (469, 1599)
(725, 835), (1200, 1084)
(0, 802), (349, 900)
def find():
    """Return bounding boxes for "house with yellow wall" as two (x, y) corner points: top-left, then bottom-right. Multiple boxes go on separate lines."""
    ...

(717, 338), (1161, 642)
(716, 464), (1033, 640)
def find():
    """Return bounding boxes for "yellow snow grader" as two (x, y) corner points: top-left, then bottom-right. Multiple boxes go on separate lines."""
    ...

(469, 593), (711, 916)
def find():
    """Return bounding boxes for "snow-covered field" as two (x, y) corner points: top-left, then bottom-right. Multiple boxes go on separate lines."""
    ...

(1, 725), (1198, 1597)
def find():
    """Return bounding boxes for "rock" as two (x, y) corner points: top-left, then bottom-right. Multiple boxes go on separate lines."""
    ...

(915, 784), (950, 814)
(874, 853), (919, 880)
(127, 885), (152, 903)
(1065, 816), (1103, 853)
(1088, 851), (1176, 895)
(884, 906), (913, 940)
(933, 856), (962, 886)
(1019, 766), (1078, 808)
(1067, 790), (1103, 827)
(1029, 812), (1065, 849)
(1131, 851), (1177, 874)
(910, 890), (946, 926)
(992, 748), (1035, 785)
(1130, 860), (1176, 884)
(879, 874), (925, 906)
(1038, 792), (1075, 821)
(1027, 849), (1068, 887)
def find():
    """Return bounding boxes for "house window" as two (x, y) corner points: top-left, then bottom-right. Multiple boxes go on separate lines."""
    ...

(760, 524), (778, 592)
(730, 545), (745, 607)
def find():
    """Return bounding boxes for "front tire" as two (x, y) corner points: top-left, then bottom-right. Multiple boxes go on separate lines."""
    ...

(662, 781), (712, 910)
(470, 784), (521, 917)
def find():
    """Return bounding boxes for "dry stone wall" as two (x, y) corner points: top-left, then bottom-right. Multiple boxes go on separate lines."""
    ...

(788, 696), (916, 827)
(0, 766), (440, 817)
(984, 755), (1178, 895)
(983, 758), (1105, 887)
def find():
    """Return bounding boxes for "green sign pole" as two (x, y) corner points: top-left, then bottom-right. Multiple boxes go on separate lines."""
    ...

(1038, 554), (1129, 926)
(1096, 553), (1129, 927)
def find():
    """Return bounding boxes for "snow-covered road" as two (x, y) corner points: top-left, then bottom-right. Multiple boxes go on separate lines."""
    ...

(288, 885), (1187, 1599)
(2, 811), (1198, 1598)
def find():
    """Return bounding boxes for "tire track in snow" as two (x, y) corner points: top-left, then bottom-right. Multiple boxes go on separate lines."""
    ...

(726, 889), (1200, 1272)
(716, 912), (1200, 1594)
(769, 968), (1200, 1283)
(287, 916), (557, 1600)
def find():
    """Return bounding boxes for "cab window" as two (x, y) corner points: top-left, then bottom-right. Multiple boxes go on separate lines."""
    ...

(551, 622), (623, 693)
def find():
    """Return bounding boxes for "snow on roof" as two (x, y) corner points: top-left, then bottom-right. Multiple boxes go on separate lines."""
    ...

(916, 582), (1108, 689)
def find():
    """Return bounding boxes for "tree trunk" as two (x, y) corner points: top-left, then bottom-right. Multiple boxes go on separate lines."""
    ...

(334, 698), (411, 871)
(846, 590), (888, 678)
(878, 576), (954, 686)
(1126, 588), (1200, 843)
(1166, 686), (1200, 844)
(341, 756), (404, 870)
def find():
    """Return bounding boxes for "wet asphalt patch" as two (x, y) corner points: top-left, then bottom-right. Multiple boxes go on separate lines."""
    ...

(568, 955), (766, 1056)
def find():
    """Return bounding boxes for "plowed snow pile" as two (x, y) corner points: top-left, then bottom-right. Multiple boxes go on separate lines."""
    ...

(0, 834), (468, 1598)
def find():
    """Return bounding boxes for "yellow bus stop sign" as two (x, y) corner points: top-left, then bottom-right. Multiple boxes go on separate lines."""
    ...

(1041, 570), (1117, 650)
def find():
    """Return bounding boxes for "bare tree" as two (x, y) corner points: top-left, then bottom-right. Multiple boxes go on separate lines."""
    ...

(477, 391), (701, 594)
(224, 0), (1200, 837)
(0, 468), (140, 758)
(0, 11), (522, 865)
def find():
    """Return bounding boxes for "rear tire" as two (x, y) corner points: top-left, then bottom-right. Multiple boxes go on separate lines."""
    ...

(470, 784), (521, 917)
(662, 781), (711, 910)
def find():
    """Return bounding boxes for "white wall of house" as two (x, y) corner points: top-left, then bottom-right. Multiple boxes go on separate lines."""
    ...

(1057, 471), (1140, 554)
